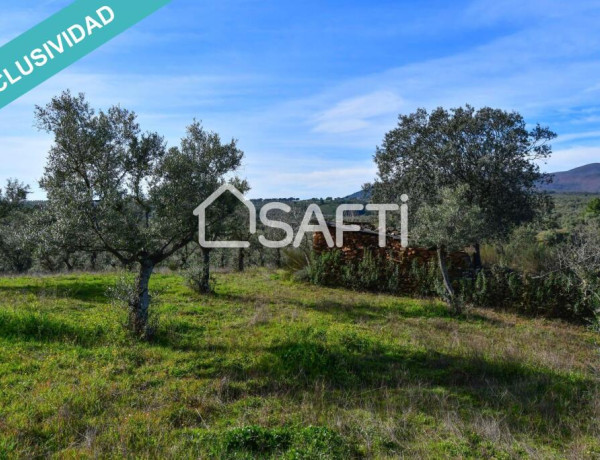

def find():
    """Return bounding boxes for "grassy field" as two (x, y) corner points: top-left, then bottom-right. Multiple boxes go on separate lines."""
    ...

(0, 270), (599, 459)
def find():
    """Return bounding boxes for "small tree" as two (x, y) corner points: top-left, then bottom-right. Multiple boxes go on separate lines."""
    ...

(585, 197), (600, 218)
(413, 186), (486, 313)
(36, 91), (244, 338)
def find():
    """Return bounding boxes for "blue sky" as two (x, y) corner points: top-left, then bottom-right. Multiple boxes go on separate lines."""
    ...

(1, 0), (600, 199)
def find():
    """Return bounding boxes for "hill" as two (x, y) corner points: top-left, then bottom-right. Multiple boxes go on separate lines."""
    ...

(344, 189), (371, 200)
(0, 270), (598, 457)
(541, 163), (600, 193)
(346, 164), (600, 198)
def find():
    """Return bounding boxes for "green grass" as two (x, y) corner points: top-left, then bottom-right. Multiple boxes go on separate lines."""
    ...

(0, 270), (599, 458)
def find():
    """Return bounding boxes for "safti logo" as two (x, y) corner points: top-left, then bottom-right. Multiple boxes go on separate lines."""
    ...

(194, 184), (409, 249)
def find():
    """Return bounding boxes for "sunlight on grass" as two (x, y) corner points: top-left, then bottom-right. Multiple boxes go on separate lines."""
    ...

(0, 270), (598, 458)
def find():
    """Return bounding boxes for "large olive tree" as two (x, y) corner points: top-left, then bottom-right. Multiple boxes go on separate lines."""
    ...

(372, 105), (556, 266)
(36, 91), (244, 338)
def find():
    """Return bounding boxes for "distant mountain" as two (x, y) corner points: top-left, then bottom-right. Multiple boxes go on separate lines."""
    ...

(346, 164), (600, 198)
(345, 189), (371, 200)
(540, 163), (600, 193)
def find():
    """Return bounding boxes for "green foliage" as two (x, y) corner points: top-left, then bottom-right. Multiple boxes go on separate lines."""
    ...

(184, 265), (216, 294)
(206, 425), (351, 459)
(372, 105), (555, 240)
(585, 197), (600, 217)
(468, 267), (594, 319)
(224, 425), (293, 454)
(35, 91), (246, 337)
(282, 248), (310, 275)
(0, 179), (33, 274)
(308, 249), (444, 298)
(107, 273), (160, 339)
(413, 185), (486, 251)
(482, 225), (556, 274)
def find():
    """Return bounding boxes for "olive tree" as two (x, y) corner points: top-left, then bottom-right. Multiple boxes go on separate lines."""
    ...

(0, 179), (34, 273)
(191, 177), (250, 293)
(36, 91), (244, 338)
(414, 186), (486, 312)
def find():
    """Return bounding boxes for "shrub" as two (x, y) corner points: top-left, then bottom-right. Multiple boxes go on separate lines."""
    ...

(467, 266), (599, 322)
(107, 273), (159, 339)
(225, 426), (292, 454)
(222, 425), (352, 459)
(308, 246), (599, 323)
(308, 249), (445, 298)
(184, 265), (215, 294)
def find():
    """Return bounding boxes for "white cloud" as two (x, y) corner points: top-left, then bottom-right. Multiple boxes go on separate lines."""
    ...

(540, 146), (600, 172)
(312, 91), (403, 134)
(555, 131), (600, 144)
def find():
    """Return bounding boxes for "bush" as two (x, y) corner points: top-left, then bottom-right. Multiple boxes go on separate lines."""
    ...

(467, 267), (599, 322)
(184, 265), (215, 294)
(107, 273), (160, 339)
(308, 249), (446, 298)
(221, 425), (352, 459)
(308, 247), (599, 324)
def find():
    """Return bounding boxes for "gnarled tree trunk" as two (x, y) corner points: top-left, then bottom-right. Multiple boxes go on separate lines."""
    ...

(132, 259), (155, 338)
(437, 246), (454, 298)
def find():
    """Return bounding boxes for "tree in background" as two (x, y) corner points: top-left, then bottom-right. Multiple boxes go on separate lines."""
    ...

(36, 92), (244, 338)
(585, 197), (600, 218)
(189, 177), (250, 293)
(0, 179), (34, 273)
(413, 186), (486, 313)
(372, 105), (556, 266)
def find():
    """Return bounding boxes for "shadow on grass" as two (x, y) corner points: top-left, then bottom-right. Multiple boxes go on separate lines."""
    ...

(203, 336), (595, 441)
(0, 278), (109, 303)
(0, 310), (109, 347)
(151, 320), (211, 352)
(308, 298), (452, 321)
(215, 290), (502, 326)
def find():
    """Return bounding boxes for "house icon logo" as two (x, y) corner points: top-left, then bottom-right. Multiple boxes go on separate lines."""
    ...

(193, 184), (256, 248)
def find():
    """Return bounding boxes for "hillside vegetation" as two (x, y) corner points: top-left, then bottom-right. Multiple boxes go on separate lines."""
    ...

(0, 270), (599, 458)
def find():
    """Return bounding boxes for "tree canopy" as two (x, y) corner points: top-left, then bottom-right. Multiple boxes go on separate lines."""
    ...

(372, 105), (556, 255)
(36, 91), (245, 337)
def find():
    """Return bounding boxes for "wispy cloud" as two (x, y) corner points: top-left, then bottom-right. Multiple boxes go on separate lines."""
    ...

(312, 91), (403, 134)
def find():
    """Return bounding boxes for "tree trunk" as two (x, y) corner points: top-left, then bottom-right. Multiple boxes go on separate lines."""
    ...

(275, 248), (282, 269)
(132, 259), (154, 338)
(437, 246), (454, 299)
(64, 258), (74, 272)
(472, 242), (482, 270)
(200, 247), (212, 293)
(220, 250), (226, 268)
(238, 248), (245, 272)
